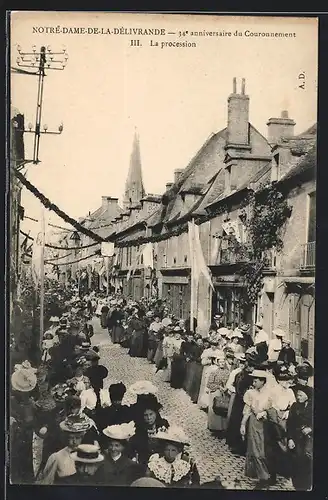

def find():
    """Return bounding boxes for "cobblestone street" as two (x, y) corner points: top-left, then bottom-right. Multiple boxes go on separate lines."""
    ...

(91, 319), (293, 490)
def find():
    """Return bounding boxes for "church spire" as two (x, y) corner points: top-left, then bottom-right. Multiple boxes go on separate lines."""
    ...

(123, 129), (145, 210)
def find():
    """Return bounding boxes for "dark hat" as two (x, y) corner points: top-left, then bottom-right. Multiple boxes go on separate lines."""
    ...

(292, 383), (313, 400)
(137, 393), (162, 412)
(109, 382), (126, 401)
(296, 362), (314, 380)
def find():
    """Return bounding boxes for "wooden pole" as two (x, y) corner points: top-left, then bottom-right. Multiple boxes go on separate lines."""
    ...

(190, 219), (195, 333)
(106, 257), (109, 296)
(39, 208), (45, 347)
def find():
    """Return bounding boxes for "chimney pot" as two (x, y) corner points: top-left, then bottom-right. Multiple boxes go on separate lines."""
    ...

(166, 182), (174, 191)
(241, 78), (246, 95)
(174, 169), (184, 184)
(281, 110), (289, 118)
(233, 77), (237, 94)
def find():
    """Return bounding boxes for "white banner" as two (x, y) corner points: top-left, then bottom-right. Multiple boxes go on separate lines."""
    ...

(101, 242), (115, 257)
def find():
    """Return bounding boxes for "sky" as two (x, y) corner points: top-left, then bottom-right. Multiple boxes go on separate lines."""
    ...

(10, 12), (318, 239)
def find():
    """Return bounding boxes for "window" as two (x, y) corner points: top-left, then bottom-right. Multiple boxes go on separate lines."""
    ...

(225, 166), (231, 193)
(173, 257), (177, 265)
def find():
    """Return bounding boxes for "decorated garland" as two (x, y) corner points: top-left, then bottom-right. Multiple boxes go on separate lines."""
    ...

(14, 169), (104, 243)
(20, 230), (99, 251)
(45, 249), (101, 266)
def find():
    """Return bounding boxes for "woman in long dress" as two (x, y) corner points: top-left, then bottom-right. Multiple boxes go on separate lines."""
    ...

(129, 310), (147, 358)
(160, 330), (177, 382)
(240, 369), (275, 490)
(197, 340), (223, 410)
(111, 305), (125, 344)
(170, 330), (186, 389)
(287, 384), (313, 491)
(225, 353), (246, 423)
(207, 358), (231, 435)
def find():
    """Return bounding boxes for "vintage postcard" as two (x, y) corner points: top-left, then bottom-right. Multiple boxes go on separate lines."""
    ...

(8, 12), (317, 491)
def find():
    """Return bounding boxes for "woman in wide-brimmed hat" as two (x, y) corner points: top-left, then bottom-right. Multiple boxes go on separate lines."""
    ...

(129, 393), (169, 472)
(241, 369), (276, 490)
(99, 421), (141, 485)
(197, 338), (224, 410)
(10, 361), (37, 484)
(36, 413), (92, 485)
(145, 425), (200, 488)
(206, 356), (231, 436)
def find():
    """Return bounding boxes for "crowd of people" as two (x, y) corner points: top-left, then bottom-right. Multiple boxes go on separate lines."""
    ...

(9, 288), (314, 490)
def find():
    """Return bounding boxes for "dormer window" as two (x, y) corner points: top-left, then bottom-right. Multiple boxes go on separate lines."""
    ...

(225, 165), (232, 193)
(271, 153), (280, 182)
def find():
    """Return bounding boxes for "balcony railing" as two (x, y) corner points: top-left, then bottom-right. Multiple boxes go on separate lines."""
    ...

(300, 241), (315, 270)
(219, 246), (249, 265)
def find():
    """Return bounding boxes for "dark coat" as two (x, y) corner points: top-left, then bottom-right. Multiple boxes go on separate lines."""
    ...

(278, 347), (296, 365)
(287, 401), (313, 490)
(97, 455), (142, 486)
(96, 404), (132, 431)
(129, 418), (169, 471)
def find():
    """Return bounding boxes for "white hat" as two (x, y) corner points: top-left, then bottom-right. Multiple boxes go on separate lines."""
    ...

(49, 316), (60, 322)
(155, 425), (190, 445)
(128, 380), (158, 396)
(235, 352), (246, 361)
(255, 320), (263, 328)
(273, 328), (285, 338)
(231, 328), (243, 339)
(71, 444), (104, 463)
(213, 314), (221, 320)
(218, 327), (229, 337)
(250, 369), (268, 379)
(103, 421), (136, 441)
(11, 361), (37, 392)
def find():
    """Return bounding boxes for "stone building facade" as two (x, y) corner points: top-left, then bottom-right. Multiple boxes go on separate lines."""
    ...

(60, 79), (316, 362)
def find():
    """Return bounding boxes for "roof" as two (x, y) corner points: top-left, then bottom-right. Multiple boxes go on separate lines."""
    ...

(280, 144), (316, 183)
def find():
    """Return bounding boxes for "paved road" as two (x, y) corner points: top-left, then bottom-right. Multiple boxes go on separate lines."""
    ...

(91, 317), (294, 490)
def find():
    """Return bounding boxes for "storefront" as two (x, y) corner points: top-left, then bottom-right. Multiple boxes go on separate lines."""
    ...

(160, 270), (191, 320)
(211, 272), (253, 328)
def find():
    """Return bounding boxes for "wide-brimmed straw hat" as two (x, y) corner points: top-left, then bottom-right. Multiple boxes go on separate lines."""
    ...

(49, 316), (60, 323)
(102, 421), (136, 441)
(273, 328), (286, 338)
(129, 380), (158, 396)
(235, 352), (246, 362)
(218, 328), (229, 337)
(239, 324), (251, 333)
(250, 369), (268, 379)
(35, 392), (57, 411)
(11, 361), (37, 392)
(59, 413), (92, 433)
(71, 444), (104, 463)
(155, 425), (190, 446)
(231, 328), (243, 339)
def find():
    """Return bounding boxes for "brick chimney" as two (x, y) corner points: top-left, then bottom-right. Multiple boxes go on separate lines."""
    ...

(226, 77), (250, 149)
(101, 196), (119, 210)
(267, 110), (295, 144)
(174, 169), (184, 184)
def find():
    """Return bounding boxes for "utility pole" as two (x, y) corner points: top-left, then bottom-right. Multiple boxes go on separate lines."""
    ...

(14, 45), (68, 164)
(39, 207), (45, 346)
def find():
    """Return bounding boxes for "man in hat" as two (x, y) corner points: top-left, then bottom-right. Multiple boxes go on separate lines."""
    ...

(268, 328), (285, 363)
(239, 324), (254, 350)
(278, 338), (296, 366)
(253, 321), (269, 362)
(69, 444), (105, 484)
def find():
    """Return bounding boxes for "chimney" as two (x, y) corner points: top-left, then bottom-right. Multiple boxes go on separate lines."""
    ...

(101, 196), (119, 210)
(226, 77), (250, 148)
(267, 110), (296, 144)
(166, 182), (174, 191)
(174, 169), (184, 184)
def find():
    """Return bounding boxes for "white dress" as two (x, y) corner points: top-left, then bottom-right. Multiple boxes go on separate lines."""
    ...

(197, 348), (223, 409)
